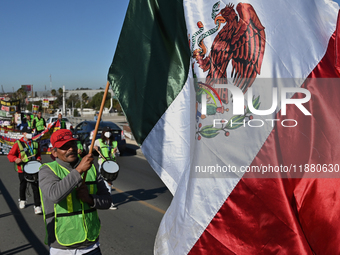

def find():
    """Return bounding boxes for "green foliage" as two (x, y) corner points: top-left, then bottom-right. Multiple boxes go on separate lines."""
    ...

(87, 92), (111, 110)
(199, 125), (220, 138)
(225, 115), (245, 129)
(112, 98), (122, 112)
(73, 109), (80, 117)
(81, 93), (89, 103)
(197, 96), (262, 139)
(66, 94), (79, 108)
(12, 88), (27, 109)
(53, 99), (60, 109)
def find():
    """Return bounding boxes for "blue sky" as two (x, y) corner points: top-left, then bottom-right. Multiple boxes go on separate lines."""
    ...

(0, 0), (129, 92)
(1, 0), (340, 93)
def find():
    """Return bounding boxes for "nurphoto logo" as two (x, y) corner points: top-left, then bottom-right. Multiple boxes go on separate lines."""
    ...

(199, 84), (311, 128)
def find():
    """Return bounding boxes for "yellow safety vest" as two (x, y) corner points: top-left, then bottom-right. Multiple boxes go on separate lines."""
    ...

(35, 117), (45, 131)
(40, 161), (101, 246)
(15, 140), (39, 172)
(98, 139), (117, 161)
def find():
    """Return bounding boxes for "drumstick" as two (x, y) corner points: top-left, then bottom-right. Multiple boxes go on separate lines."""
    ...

(27, 154), (36, 159)
(82, 81), (110, 184)
(94, 147), (108, 161)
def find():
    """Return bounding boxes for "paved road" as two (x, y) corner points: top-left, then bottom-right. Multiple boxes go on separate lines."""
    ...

(0, 152), (172, 255)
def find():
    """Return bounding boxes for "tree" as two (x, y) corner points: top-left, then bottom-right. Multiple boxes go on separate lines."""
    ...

(66, 94), (80, 109)
(112, 99), (122, 112)
(58, 87), (63, 95)
(15, 87), (27, 110)
(74, 109), (80, 117)
(87, 92), (111, 110)
(82, 93), (89, 104)
(53, 100), (59, 109)
(51, 89), (57, 96)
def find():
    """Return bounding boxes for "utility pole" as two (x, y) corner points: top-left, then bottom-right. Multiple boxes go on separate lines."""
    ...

(50, 74), (52, 93)
(63, 85), (66, 116)
(72, 100), (74, 117)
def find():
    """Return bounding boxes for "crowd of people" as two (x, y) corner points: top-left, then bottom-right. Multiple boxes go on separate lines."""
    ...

(13, 111), (46, 133)
(6, 113), (120, 254)
(14, 111), (69, 134)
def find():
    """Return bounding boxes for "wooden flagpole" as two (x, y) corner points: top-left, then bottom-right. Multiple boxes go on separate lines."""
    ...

(82, 81), (110, 183)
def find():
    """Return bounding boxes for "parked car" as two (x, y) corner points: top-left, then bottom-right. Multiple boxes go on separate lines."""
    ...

(46, 116), (73, 130)
(72, 121), (126, 155)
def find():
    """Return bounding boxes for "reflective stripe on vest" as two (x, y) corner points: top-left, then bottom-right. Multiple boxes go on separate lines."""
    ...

(98, 139), (117, 160)
(15, 140), (38, 171)
(41, 161), (100, 246)
(35, 117), (45, 131)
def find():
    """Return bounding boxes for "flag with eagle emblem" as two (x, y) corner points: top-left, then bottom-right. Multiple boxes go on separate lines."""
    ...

(108, 0), (340, 254)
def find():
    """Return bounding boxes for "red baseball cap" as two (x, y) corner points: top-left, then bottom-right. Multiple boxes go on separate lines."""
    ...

(50, 129), (77, 148)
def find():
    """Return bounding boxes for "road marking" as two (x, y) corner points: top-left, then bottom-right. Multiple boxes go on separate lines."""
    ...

(112, 186), (166, 214)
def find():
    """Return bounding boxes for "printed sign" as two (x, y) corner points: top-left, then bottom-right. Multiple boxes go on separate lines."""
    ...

(32, 104), (39, 113)
(42, 99), (49, 108)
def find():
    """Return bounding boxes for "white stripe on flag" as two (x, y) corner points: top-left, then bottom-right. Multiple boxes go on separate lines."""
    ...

(141, 68), (195, 195)
(140, 0), (340, 254)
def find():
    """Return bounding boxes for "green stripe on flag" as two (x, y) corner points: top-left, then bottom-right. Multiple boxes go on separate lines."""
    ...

(108, 0), (191, 145)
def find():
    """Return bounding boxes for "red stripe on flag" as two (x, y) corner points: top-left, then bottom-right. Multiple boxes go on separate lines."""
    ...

(335, 11), (340, 75)
(189, 21), (340, 255)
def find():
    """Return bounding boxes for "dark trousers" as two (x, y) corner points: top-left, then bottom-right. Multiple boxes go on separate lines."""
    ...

(18, 172), (41, 206)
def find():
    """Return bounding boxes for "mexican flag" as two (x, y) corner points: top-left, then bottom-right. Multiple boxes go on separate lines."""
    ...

(108, 0), (340, 254)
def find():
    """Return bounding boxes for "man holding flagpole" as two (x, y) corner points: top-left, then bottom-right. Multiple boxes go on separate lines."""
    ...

(39, 129), (111, 254)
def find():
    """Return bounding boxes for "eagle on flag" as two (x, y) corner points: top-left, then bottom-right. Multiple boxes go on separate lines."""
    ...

(193, 3), (266, 93)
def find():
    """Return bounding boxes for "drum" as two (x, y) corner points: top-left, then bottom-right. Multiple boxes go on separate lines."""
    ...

(23, 160), (42, 183)
(100, 160), (119, 182)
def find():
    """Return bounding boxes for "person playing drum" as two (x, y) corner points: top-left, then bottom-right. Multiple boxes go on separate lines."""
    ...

(94, 126), (118, 210)
(7, 130), (42, 214)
